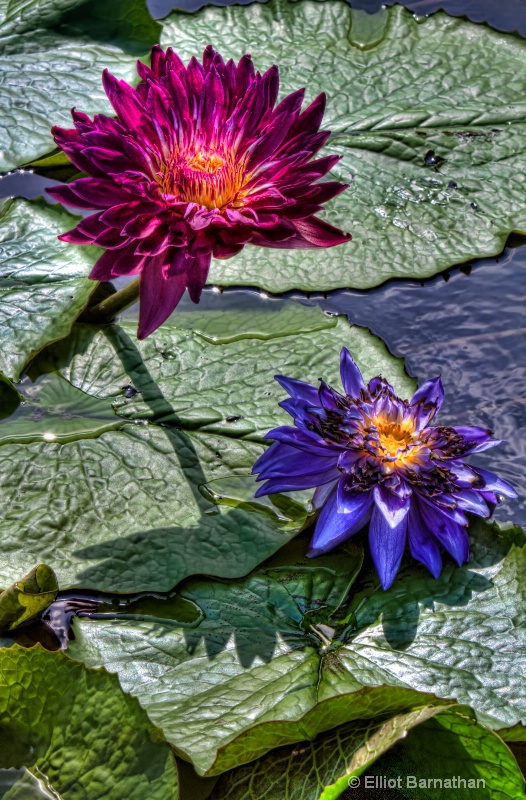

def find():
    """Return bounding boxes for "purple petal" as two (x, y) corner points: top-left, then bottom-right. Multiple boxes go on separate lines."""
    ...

(417, 498), (469, 566)
(411, 377), (444, 413)
(451, 490), (489, 518)
(447, 461), (481, 488)
(254, 466), (340, 497)
(263, 426), (339, 457)
(412, 492), (467, 527)
(367, 376), (394, 396)
(407, 502), (442, 579)
(252, 442), (336, 479)
(339, 348), (365, 399)
(274, 375), (319, 404)
(307, 485), (373, 556)
(373, 485), (411, 527)
(312, 479), (339, 509)
(451, 426), (502, 455)
(369, 504), (407, 590)
(318, 380), (344, 410)
(472, 467), (518, 499)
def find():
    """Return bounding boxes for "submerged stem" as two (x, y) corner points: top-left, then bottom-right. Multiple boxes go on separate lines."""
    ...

(83, 278), (140, 324)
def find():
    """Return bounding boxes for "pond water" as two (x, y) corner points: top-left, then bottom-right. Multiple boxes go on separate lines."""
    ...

(0, 0), (524, 531)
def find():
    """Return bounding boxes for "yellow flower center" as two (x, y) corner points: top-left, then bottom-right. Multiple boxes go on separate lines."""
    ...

(377, 422), (413, 457)
(157, 146), (248, 211)
(186, 150), (226, 174)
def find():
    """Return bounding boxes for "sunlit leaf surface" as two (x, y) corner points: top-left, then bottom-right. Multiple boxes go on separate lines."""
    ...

(0, 565), (58, 630)
(0, 0), (160, 171)
(0, 199), (95, 381)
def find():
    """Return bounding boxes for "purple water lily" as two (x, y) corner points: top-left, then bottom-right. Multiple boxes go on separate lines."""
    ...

(48, 45), (351, 339)
(253, 349), (517, 590)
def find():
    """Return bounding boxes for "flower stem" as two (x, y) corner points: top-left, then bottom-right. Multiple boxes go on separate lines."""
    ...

(82, 278), (140, 324)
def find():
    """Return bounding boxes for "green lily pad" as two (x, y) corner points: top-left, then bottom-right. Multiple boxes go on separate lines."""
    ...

(210, 706), (525, 800)
(0, 372), (124, 445)
(31, 308), (414, 436)
(0, 645), (178, 800)
(67, 520), (525, 776)
(0, 565), (58, 631)
(0, 305), (411, 592)
(0, 199), (96, 382)
(157, 0), (526, 290)
(0, 0), (160, 172)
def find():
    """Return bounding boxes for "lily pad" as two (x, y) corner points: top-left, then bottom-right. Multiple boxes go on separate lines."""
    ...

(157, 0), (526, 290)
(68, 520), (526, 776)
(0, 372), (124, 445)
(0, 565), (58, 631)
(0, 305), (411, 592)
(0, 199), (96, 382)
(31, 308), (414, 436)
(0, 645), (178, 800)
(210, 706), (525, 800)
(0, 0), (160, 172)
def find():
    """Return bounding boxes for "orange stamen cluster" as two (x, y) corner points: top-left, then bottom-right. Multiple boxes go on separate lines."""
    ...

(158, 146), (248, 210)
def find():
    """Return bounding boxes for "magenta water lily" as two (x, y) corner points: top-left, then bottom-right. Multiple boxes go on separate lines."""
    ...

(253, 349), (517, 590)
(48, 45), (351, 339)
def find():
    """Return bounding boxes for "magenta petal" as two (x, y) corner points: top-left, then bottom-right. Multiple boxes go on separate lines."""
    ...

(46, 184), (98, 210)
(287, 93), (326, 141)
(186, 249), (211, 303)
(137, 253), (188, 339)
(102, 70), (145, 132)
(50, 45), (352, 340)
(58, 226), (95, 245)
(292, 216), (352, 248)
(89, 246), (145, 280)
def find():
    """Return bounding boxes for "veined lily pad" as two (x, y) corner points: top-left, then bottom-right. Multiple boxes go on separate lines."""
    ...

(0, 0), (160, 172)
(0, 645), (178, 800)
(0, 372), (124, 445)
(0, 199), (96, 382)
